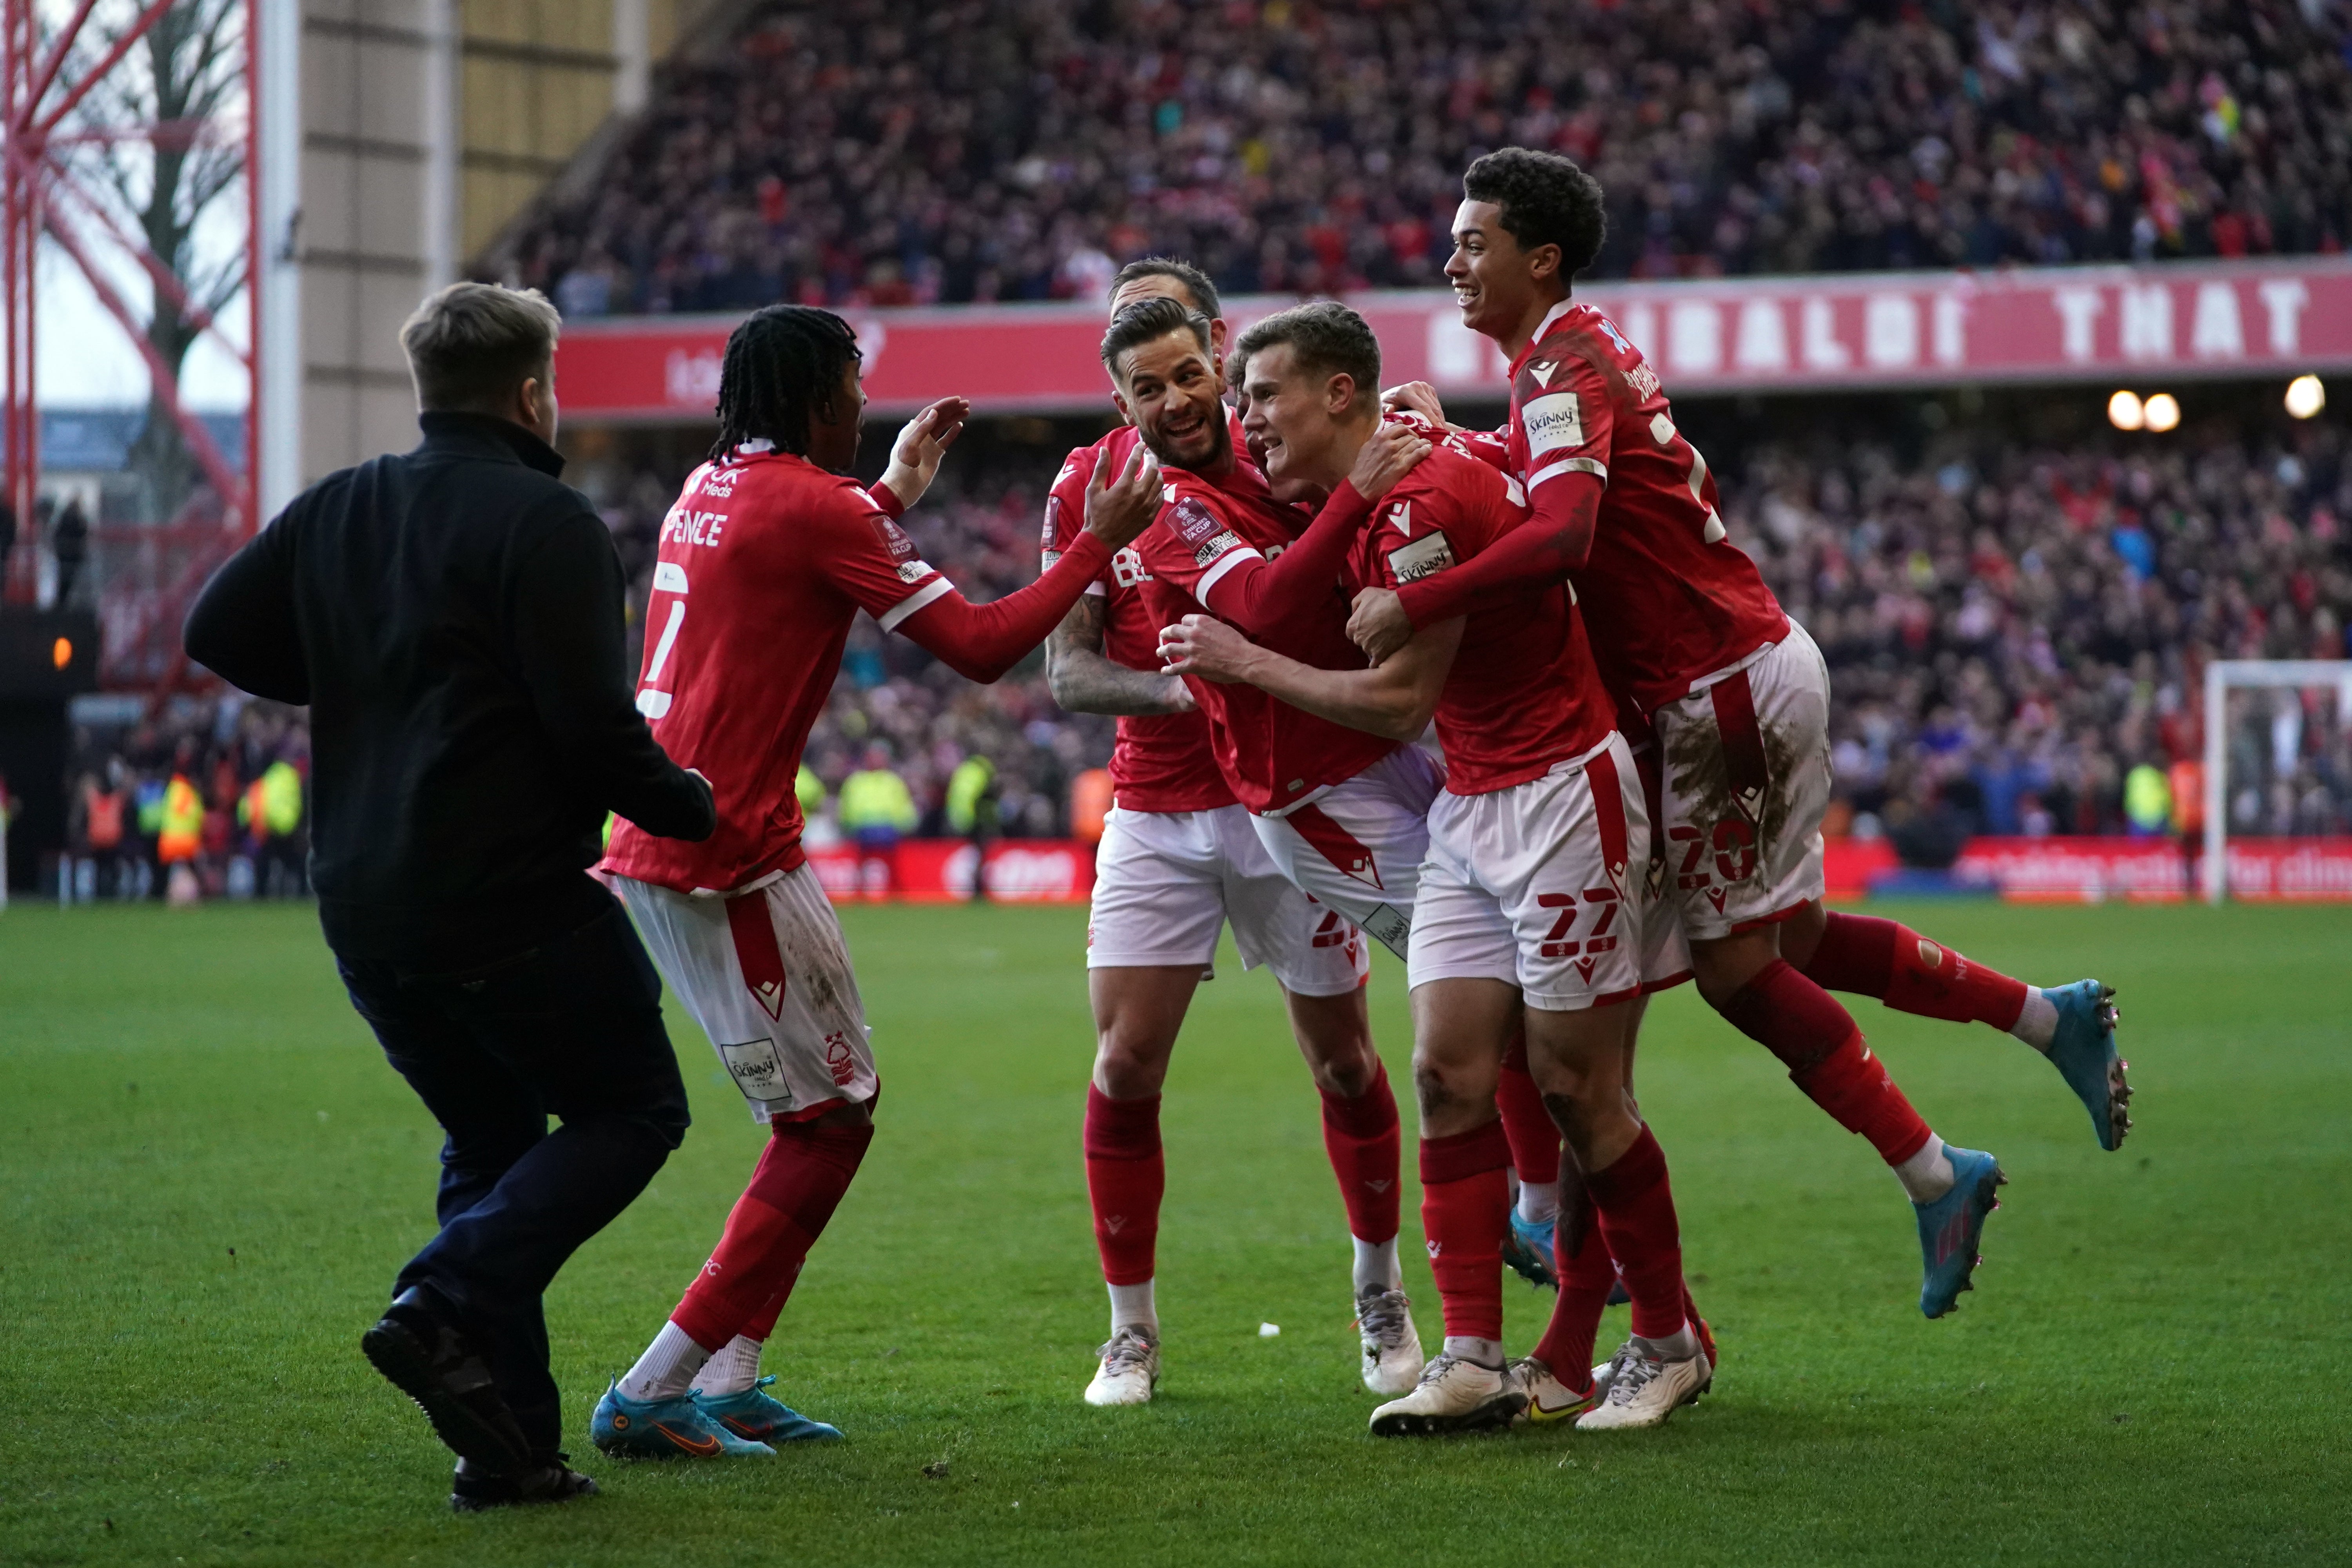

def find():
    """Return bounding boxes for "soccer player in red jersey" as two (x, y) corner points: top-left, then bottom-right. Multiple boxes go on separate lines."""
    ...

(588, 306), (1163, 1458)
(1041, 261), (1423, 1407)
(1353, 149), (2131, 1318)
(1160, 301), (1711, 1432)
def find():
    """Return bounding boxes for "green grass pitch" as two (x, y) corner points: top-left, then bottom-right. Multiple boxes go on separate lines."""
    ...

(3, 897), (2347, 1566)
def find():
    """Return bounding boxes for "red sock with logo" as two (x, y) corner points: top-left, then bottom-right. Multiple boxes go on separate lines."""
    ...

(1417, 1121), (1512, 1342)
(1583, 1126), (1687, 1342)
(1083, 1087), (1163, 1287)
(1533, 1190), (1612, 1387)
(1319, 1059), (1401, 1244)
(1495, 1029), (1563, 1186)
(1800, 912), (2030, 1030)
(1719, 959), (1935, 1166)
(671, 1118), (872, 1350)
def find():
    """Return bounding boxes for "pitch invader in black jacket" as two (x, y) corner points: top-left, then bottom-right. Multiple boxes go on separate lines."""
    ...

(186, 282), (716, 1513)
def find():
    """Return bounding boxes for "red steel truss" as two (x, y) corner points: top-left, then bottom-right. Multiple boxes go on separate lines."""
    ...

(1, 0), (258, 691)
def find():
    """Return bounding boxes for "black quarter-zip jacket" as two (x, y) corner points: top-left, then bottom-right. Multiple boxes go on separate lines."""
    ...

(185, 411), (713, 968)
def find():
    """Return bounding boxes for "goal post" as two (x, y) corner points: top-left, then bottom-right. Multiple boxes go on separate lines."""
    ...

(2202, 659), (2352, 904)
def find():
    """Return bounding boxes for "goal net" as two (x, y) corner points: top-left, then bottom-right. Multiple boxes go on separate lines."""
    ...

(2201, 660), (2352, 903)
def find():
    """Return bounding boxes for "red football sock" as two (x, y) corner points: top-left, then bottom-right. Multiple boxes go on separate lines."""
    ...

(1584, 1126), (1686, 1342)
(1496, 1029), (1563, 1187)
(671, 1118), (872, 1351)
(1801, 912), (2030, 1031)
(1532, 1190), (1611, 1387)
(1719, 959), (1934, 1166)
(1418, 1121), (1511, 1343)
(1319, 1059), (1401, 1244)
(1083, 1086), (1163, 1287)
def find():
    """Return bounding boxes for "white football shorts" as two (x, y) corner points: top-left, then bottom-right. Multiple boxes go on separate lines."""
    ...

(615, 866), (878, 1123)
(1249, 744), (1445, 960)
(1628, 737), (1695, 993)
(1087, 804), (1368, 996)
(1407, 733), (1651, 1010)
(1651, 621), (1833, 942)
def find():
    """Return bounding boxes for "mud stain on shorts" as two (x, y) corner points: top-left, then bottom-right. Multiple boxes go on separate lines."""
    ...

(1661, 710), (1807, 876)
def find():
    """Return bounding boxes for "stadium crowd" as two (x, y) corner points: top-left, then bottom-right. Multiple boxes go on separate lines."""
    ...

(576, 410), (2352, 849)
(497, 0), (2352, 313)
(52, 699), (312, 903)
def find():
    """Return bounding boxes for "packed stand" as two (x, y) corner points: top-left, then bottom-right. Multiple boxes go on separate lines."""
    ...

(1728, 414), (2352, 849)
(54, 699), (312, 904)
(495, 0), (2352, 314)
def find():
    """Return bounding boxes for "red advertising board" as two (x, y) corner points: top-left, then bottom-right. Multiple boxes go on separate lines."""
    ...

(797, 835), (2352, 907)
(1823, 836), (2352, 903)
(556, 256), (2352, 420)
(805, 838), (1096, 903)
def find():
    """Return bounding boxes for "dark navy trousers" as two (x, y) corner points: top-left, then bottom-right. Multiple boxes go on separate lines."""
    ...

(335, 899), (690, 1455)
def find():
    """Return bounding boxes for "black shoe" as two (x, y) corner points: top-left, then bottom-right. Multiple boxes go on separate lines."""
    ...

(450, 1454), (599, 1513)
(361, 1287), (533, 1474)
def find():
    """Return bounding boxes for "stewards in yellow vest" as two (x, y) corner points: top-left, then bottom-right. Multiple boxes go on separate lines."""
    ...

(157, 773), (203, 864)
(839, 744), (916, 898)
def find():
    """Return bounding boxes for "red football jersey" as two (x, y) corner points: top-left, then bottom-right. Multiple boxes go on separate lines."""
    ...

(1355, 437), (1616, 794)
(1508, 301), (1788, 713)
(1134, 460), (1399, 814)
(603, 447), (953, 895)
(1044, 426), (1232, 814)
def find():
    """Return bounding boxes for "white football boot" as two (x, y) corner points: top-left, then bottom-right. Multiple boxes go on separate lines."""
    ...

(1573, 1341), (1711, 1431)
(1083, 1326), (1160, 1407)
(1354, 1285), (1425, 1397)
(1368, 1353), (1525, 1436)
(1506, 1356), (1602, 1426)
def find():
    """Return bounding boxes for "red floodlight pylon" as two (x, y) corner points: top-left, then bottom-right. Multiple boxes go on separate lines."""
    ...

(1, 0), (260, 614)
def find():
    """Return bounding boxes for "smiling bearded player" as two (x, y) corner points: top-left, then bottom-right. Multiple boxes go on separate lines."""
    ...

(1356, 148), (2132, 1321)
(1041, 258), (1431, 1410)
(1160, 301), (1715, 1433)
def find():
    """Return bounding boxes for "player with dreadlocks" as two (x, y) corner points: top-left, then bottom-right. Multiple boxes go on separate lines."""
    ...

(594, 305), (1164, 1459)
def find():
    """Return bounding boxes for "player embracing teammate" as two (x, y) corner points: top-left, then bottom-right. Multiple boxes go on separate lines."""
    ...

(1156, 301), (1713, 1430)
(1047, 265), (1442, 1406)
(1348, 149), (2132, 1322)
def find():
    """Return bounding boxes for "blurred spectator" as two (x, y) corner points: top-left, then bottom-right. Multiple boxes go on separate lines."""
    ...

(51, 499), (89, 607)
(945, 752), (1000, 902)
(494, 0), (2352, 312)
(839, 741), (918, 897)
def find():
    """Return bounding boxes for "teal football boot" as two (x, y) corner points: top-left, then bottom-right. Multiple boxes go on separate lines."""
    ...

(693, 1376), (842, 1445)
(590, 1381), (774, 1459)
(1502, 1209), (1559, 1290)
(2042, 980), (2130, 1151)
(1915, 1147), (2005, 1318)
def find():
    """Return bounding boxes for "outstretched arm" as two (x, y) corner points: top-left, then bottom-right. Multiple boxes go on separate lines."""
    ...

(895, 442), (1163, 684)
(1348, 470), (1602, 662)
(1157, 612), (1463, 742)
(1045, 589), (1196, 717)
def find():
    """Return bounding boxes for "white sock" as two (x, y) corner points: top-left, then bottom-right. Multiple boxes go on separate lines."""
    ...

(617, 1320), (712, 1403)
(1892, 1133), (1956, 1205)
(1108, 1279), (1158, 1339)
(1633, 1323), (1700, 1362)
(689, 1334), (763, 1397)
(1515, 1179), (1561, 1225)
(1443, 1335), (1504, 1370)
(2010, 989), (2059, 1052)
(1352, 1236), (1401, 1295)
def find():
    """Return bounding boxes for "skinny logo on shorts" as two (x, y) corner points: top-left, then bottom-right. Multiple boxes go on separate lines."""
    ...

(720, 1038), (787, 1099)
